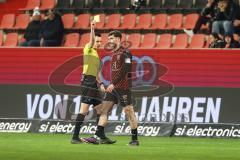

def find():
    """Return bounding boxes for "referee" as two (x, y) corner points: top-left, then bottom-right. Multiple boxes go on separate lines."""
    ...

(71, 20), (105, 144)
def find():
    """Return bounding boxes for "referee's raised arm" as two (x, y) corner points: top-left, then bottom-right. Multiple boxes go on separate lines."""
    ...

(88, 20), (96, 48)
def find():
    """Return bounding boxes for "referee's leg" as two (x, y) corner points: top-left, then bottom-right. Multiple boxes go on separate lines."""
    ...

(71, 103), (90, 143)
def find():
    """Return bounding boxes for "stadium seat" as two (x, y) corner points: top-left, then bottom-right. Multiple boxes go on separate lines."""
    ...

(64, 33), (80, 47)
(0, 14), (15, 29)
(79, 33), (90, 47)
(14, 14), (30, 30)
(148, 0), (162, 10)
(101, 0), (115, 9)
(0, 31), (3, 46)
(3, 33), (19, 47)
(119, 14), (136, 29)
(87, 0), (101, 8)
(117, 0), (131, 9)
(184, 14), (199, 30)
(95, 14), (106, 29)
(71, 0), (86, 9)
(188, 34), (205, 48)
(168, 14), (183, 29)
(140, 33), (156, 48)
(172, 34), (188, 48)
(155, 34), (172, 48)
(19, 0), (40, 11)
(56, 0), (71, 10)
(177, 0), (193, 9)
(127, 33), (141, 48)
(151, 13), (167, 29)
(163, 0), (178, 9)
(62, 14), (75, 29)
(134, 14), (152, 29)
(194, 0), (207, 9)
(40, 0), (55, 10)
(74, 14), (90, 29)
(104, 14), (121, 29)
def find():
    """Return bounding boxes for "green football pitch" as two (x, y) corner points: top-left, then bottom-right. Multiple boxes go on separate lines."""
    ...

(0, 133), (240, 160)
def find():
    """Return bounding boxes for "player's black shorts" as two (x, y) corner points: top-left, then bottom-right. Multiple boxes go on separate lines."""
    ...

(81, 75), (102, 106)
(104, 88), (133, 107)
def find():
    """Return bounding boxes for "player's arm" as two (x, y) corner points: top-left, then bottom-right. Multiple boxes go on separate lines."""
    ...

(96, 63), (106, 92)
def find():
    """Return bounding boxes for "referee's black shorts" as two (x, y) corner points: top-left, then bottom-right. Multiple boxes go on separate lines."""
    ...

(81, 75), (102, 106)
(104, 88), (133, 107)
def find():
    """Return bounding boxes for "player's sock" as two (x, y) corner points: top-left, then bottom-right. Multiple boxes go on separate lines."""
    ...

(95, 125), (106, 139)
(72, 114), (85, 139)
(96, 114), (100, 124)
(131, 129), (138, 141)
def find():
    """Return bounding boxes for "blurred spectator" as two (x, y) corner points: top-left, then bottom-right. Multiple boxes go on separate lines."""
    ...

(224, 33), (240, 48)
(212, 0), (236, 36)
(233, 5), (240, 35)
(129, 0), (147, 11)
(209, 32), (225, 48)
(29, 10), (64, 47)
(184, 0), (217, 37)
(20, 7), (41, 47)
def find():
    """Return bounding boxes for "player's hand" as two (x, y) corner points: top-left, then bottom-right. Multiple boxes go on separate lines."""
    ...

(106, 84), (115, 93)
(100, 84), (106, 93)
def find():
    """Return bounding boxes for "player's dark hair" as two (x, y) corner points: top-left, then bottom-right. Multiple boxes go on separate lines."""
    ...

(108, 30), (122, 40)
(95, 32), (101, 37)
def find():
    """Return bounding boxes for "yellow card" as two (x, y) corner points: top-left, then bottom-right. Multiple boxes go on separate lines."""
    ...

(94, 15), (100, 22)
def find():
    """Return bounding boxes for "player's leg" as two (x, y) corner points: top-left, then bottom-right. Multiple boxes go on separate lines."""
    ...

(123, 105), (139, 146)
(118, 89), (139, 146)
(71, 103), (90, 144)
(95, 101), (115, 138)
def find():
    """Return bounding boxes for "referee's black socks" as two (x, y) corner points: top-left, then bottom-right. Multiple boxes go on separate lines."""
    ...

(95, 125), (106, 139)
(131, 129), (138, 141)
(72, 114), (85, 140)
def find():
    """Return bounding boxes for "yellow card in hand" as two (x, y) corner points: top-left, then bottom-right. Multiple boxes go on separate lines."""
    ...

(94, 15), (100, 22)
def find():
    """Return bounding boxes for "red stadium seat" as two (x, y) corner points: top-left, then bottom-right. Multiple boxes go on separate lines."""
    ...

(64, 33), (80, 47)
(40, 0), (55, 10)
(184, 14), (199, 30)
(172, 34), (188, 48)
(74, 14), (90, 29)
(95, 14), (106, 29)
(151, 14), (167, 29)
(155, 34), (172, 48)
(134, 14), (152, 29)
(62, 14), (75, 29)
(0, 14), (15, 29)
(140, 33), (156, 48)
(19, 0), (40, 11)
(14, 14), (30, 29)
(104, 14), (121, 29)
(4, 33), (19, 47)
(127, 33), (141, 48)
(119, 14), (136, 29)
(168, 14), (183, 30)
(0, 32), (3, 46)
(79, 33), (90, 48)
(188, 34), (205, 48)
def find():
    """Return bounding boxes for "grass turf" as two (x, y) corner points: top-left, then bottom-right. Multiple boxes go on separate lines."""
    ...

(0, 133), (240, 160)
